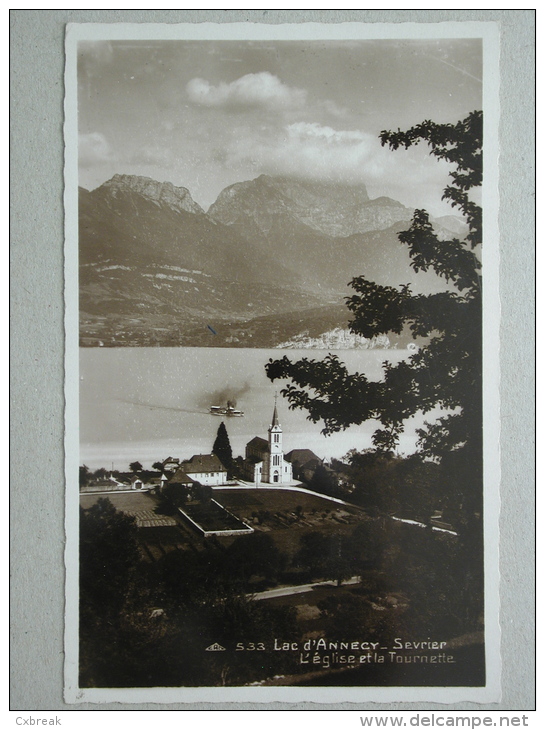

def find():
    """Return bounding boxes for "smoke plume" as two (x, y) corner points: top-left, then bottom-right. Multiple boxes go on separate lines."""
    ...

(198, 381), (251, 408)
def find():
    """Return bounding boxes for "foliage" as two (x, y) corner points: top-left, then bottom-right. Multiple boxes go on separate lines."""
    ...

(315, 517), (483, 644)
(317, 592), (386, 639)
(225, 532), (286, 584)
(92, 467), (109, 480)
(308, 462), (341, 498)
(129, 460), (143, 473)
(341, 450), (446, 519)
(212, 421), (233, 473)
(80, 498), (142, 613)
(294, 521), (388, 586)
(161, 482), (187, 508)
(79, 499), (163, 686)
(349, 521), (387, 567)
(80, 499), (295, 687)
(295, 531), (352, 585)
(79, 496), (483, 686)
(379, 520), (484, 637)
(196, 482), (213, 503)
(79, 464), (90, 487)
(266, 111), (483, 530)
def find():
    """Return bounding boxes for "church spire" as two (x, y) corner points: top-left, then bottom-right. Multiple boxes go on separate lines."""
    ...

(271, 392), (279, 427)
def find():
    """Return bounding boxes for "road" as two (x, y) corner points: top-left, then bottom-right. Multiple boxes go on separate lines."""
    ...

(248, 576), (361, 601)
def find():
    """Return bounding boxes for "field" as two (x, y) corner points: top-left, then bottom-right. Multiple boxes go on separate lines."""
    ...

(80, 491), (157, 513)
(80, 491), (197, 561)
(181, 499), (252, 533)
(80, 487), (371, 562)
(213, 488), (369, 556)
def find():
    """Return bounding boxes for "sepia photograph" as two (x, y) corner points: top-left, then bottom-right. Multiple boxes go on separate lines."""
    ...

(64, 21), (501, 702)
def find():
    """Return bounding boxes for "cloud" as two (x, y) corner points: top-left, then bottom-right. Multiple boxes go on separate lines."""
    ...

(281, 122), (424, 184)
(223, 121), (386, 182)
(220, 120), (452, 211)
(79, 132), (113, 167)
(287, 122), (369, 146)
(319, 99), (349, 118)
(186, 72), (307, 111)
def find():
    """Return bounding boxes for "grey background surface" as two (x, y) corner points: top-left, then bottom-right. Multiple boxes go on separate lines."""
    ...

(10, 9), (535, 711)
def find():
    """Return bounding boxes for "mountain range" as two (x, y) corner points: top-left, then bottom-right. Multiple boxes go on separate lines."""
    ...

(79, 173), (466, 348)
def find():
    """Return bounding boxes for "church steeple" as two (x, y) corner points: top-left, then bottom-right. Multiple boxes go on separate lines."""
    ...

(271, 393), (280, 428)
(243, 393), (292, 486)
(268, 393), (282, 456)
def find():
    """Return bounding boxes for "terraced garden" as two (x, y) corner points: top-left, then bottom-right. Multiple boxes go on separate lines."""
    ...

(180, 499), (253, 535)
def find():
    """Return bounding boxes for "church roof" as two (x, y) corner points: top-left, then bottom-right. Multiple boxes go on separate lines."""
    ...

(271, 404), (280, 427)
(247, 436), (268, 451)
(285, 449), (321, 468)
(245, 454), (263, 465)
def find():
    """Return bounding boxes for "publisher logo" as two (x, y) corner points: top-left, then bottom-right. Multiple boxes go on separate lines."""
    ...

(205, 643), (226, 652)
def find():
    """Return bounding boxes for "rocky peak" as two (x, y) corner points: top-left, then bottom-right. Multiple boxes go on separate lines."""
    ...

(100, 174), (204, 215)
(208, 174), (411, 238)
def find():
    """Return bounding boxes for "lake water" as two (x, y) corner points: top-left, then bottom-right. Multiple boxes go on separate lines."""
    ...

(79, 347), (440, 471)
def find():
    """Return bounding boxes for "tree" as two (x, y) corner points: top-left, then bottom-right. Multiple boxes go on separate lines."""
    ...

(345, 450), (401, 514)
(79, 499), (177, 687)
(266, 111), (483, 534)
(79, 499), (143, 621)
(212, 421), (233, 473)
(129, 461), (143, 473)
(161, 482), (188, 509)
(196, 482), (213, 504)
(79, 464), (90, 488)
(152, 461), (164, 473)
(295, 531), (353, 585)
(308, 462), (340, 498)
(225, 533), (285, 584)
(295, 531), (329, 574)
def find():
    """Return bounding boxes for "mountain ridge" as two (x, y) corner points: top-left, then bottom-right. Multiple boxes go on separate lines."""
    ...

(207, 173), (411, 238)
(101, 173), (205, 216)
(79, 173), (465, 347)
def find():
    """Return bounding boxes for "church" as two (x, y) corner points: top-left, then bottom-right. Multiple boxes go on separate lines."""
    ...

(243, 399), (293, 486)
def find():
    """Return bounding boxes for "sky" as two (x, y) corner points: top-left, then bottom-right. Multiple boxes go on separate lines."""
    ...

(78, 38), (482, 216)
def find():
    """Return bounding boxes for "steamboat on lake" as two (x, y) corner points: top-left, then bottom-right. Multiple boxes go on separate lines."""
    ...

(209, 401), (244, 417)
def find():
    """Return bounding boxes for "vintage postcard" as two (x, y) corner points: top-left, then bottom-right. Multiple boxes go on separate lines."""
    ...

(64, 21), (501, 703)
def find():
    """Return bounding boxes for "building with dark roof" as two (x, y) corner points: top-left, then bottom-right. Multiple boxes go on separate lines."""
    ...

(285, 449), (322, 481)
(161, 457), (180, 474)
(173, 453), (227, 487)
(169, 468), (197, 487)
(285, 449), (321, 469)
